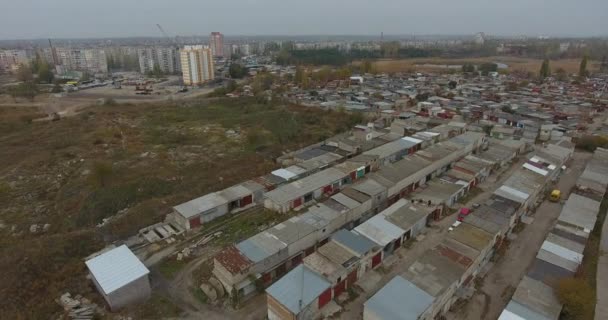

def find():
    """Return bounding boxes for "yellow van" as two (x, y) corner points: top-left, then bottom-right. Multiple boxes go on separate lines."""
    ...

(550, 189), (561, 202)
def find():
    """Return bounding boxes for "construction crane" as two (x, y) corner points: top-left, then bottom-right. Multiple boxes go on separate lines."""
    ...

(156, 24), (178, 46)
(48, 38), (58, 66)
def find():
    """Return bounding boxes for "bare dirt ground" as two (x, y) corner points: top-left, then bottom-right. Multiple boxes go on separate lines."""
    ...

(337, 155), (530, 320)
(447, 151), (592, 320)
(370, 56), (598, 74)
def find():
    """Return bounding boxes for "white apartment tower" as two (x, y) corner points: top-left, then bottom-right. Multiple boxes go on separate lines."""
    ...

(137, 47), (180, 74)
(180, 45), (214, 86)
(209, 32), (224, 57)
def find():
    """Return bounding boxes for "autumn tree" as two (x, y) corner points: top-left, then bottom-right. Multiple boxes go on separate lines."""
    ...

(579, 55), (588, 77)
(556, 277), (594, 319)
(539, 59), (551, 79)
(16, 64), (34, 82)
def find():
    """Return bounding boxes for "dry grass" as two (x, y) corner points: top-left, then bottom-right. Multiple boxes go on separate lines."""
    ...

(364, 56), (598, 74)
(0, 97), (362, 319)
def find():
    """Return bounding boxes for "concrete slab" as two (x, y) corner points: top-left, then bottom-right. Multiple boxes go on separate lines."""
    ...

(356, 270), (382, 294)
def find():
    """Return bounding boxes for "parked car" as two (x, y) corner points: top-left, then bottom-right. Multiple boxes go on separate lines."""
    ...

(458, 207), (472, 221)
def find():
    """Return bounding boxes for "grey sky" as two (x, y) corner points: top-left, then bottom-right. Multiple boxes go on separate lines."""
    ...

(1, 0), (607, 40)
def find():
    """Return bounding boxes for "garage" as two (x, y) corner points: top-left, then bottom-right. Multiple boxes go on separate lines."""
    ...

(318, 287), (332, 309)
(372, 252), (382, 268)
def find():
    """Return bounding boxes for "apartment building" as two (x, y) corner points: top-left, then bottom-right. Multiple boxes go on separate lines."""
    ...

(210, 32), (224, 57)
(180, 45), (214, 86)
(137, 47), (180, 74)
(55, 48), (108, 74)
(0, 49), (29, 73)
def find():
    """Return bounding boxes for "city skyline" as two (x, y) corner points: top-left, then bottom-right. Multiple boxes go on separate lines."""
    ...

(1, 0), (608, 40)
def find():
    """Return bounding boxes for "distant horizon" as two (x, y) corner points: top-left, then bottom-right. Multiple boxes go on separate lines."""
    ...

(2, 0), (607, 41)
(1, 32), (608, 42)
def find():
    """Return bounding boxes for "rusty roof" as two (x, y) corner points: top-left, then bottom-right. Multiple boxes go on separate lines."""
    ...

(214, 245), (253, 274)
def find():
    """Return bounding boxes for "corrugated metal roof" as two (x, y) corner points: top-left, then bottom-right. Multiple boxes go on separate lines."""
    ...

(540, 241), (583, 264)
(272, 168), (298, 181)
(495, 185), (530, 204)
(523, 163), (549, 176)
(173, 192), (228, 218)
(266, 265), (331, 315)
(364, 276), (434, 320)
(499, 300), (551, 320)
(558, 193), (600, 232)
(85, 245), (149, 295)
(331, 229), (378, 256)
(354, 214), (405, 247)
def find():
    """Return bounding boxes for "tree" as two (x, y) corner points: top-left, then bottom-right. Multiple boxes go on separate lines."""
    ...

(294, 66), (305, 85)
(229, 63), (247, 79)
(462, 63), (475, 73)
(37, 62), (54, 83)
(361, 60), (374, 74)
(16, 64), (33, 82)
(9, 82), (38, 102)
(539, 59), (551, 79)
(479, 63), (498, 76)
(579, 55), (588, 77)
(556, 277), (594, 319)
(555, 67), (568, 81)
(448, 81), (457, 89)
(147, 64), (163, 78)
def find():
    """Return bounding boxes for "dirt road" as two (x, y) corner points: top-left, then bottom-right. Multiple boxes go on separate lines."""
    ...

(337, 155), (530, 320)
(448, 151), (592, 320)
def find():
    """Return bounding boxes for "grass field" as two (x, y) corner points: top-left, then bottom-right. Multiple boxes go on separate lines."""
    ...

(365, 56), (598, 74)
(0, 97), (362, 318)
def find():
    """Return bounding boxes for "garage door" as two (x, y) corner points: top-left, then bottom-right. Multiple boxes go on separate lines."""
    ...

(346, 269), (357, 287)
(333, 280), (346, 298)
(189, 217), (201, 229)
(371, 252), (382, 268)
(318, 288), (332, 309)
(292, 197), (303, 209)
(241, 194), (253, 207)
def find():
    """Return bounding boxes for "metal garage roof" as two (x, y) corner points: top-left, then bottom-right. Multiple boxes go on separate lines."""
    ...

(85, 245), (149, 295)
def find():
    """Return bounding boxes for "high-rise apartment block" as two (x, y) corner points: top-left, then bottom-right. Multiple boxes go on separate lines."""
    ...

(180, 45), (214, 86)
(137, 47), (180, 74)
(0, 49), (29, 73)
(209, 32), (224, 57)
(55, 48), (108, 74)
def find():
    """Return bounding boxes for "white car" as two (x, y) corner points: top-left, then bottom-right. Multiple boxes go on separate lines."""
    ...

(449, 221), (462, 232)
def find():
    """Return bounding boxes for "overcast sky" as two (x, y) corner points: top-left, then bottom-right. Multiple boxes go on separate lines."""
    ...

(1, 0), (607, 40)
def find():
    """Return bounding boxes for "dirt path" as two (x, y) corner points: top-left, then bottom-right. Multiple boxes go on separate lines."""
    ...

(448, 151), (592, 320)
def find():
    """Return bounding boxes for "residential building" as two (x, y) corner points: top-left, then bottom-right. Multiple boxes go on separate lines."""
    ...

(180, 45), (215, 86)
(0, 49), (28, 73)
(210, 32), (225, 57)
(137, 47), (180, 74)
(55, 48), (108, 74)
(85, 245), (150, 311)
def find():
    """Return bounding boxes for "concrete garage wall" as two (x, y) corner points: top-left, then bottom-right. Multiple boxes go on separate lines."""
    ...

(105, 275), (151, 311)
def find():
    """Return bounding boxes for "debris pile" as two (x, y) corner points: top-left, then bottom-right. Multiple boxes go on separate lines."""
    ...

(57, 292), (103, 320)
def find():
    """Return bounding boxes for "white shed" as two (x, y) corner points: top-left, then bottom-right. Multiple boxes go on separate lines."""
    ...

(85, 245), (151, 310)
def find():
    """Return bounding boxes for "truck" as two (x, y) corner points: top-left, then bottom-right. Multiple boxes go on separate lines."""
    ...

(550, 189), (561, 202)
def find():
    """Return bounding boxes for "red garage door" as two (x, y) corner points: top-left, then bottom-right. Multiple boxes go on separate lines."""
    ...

(346, 270), (358, 287)
(350, 171), (357, 181)
(318, 288), (332, 309)
(292, 197), (303, 209)
(189, 217), (201, 229)
(333, 280), (346, 298)
(323, 185), (333, 194)
(371, 252), (382, 268)
(241, 194), (253, 207)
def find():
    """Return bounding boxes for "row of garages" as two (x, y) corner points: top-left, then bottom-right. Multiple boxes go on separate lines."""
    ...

(212, 132), (487, 301)
(499, 148), (608, 320)
(363, 139), (574, 320)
